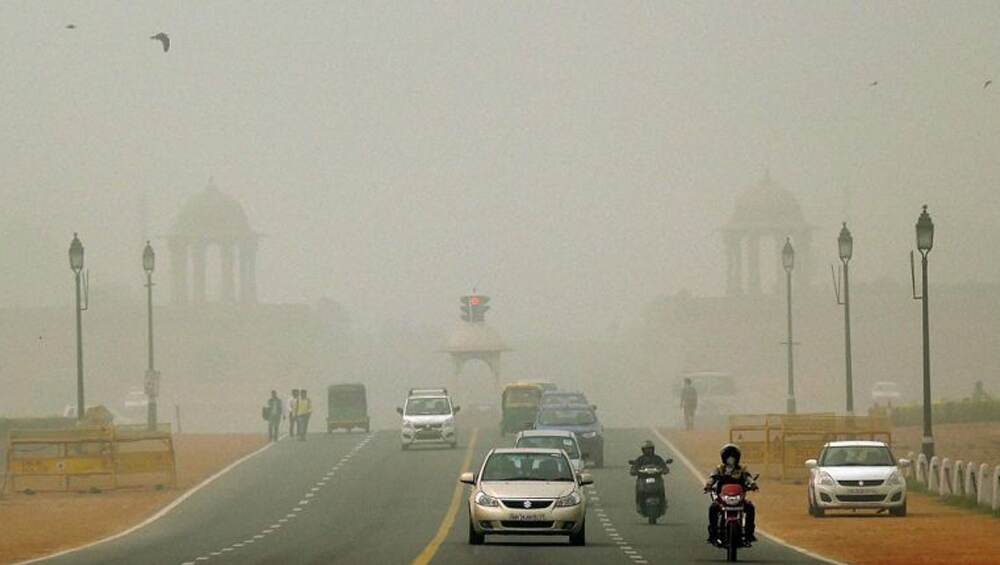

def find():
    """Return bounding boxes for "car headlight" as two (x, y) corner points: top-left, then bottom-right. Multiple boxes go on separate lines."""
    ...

(442, 418), (455, 428)
(474, 491), (500, 507)
(886, 470), (905, 486)
(403, 421), (415, 430)
(580, 432), (597, 439)
(554, 491), (582, 507)
(816, 471), (835, 486)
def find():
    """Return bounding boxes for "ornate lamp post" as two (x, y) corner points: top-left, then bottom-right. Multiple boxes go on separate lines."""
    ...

(143, 241), (159, 431)
(914, 205), (935, 457)
(782, 237), (796, 414)
(838, 223), (854, 415)
(68, 233), (86, 420)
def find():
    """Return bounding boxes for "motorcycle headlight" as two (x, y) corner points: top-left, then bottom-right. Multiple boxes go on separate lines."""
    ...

(886, 470), (904, 486)
(580, 432), (597, 439)
(474, 491), (500, 507)
(722, 495), (742, 506)
(554, 491), (583, 507)
(816, 471), (835, 486)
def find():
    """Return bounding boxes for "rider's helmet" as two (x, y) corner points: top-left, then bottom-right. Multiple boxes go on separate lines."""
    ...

(720, 443), (741, 467)
(641, 440), (655, 456)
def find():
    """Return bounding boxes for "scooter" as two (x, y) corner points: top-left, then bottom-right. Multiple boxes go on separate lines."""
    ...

(706, 478), (758, 562)
(628, 458), (673, 524)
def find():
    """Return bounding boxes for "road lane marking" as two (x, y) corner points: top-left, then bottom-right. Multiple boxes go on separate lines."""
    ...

(410, 428), (480, 565)
(647, 426), (847, 565)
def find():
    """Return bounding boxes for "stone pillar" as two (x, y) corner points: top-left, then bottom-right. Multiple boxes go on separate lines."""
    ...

(192, 240), (208, 304)
(168, 238), (189, 305)
(747, 233), (762, 295)
(239, 238), (258, 305)
(220, 243), (236, 303)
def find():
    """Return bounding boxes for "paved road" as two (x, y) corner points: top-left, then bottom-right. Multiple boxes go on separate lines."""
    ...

(37, 428), (824, 565)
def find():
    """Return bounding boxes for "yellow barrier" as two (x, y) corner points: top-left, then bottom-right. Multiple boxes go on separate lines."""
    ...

(5, 425), (176, 493)
(729, 413), (892, 481)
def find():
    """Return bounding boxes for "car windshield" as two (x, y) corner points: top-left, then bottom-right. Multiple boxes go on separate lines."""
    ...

(820, 446), (894, 467)
(516, 436), (581, 459)
(405, 397), (451, 416)
(481, 452), (575, 481)
(538, 408), (596, 426)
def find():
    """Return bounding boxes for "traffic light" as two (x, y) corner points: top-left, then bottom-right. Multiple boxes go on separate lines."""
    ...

(460, 295), (491, 322)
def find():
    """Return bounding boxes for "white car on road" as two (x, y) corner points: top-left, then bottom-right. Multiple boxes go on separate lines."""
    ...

(461, 448), (592, 545)
(397, 393), (459, 449)
(514, 429), (585, 473)
(806, 440), (910, 517)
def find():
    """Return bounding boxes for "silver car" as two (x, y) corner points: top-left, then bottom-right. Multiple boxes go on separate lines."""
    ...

(806, 441), (910, 517)
(513, 429), (585, 473)
(461, 448), (592, 545)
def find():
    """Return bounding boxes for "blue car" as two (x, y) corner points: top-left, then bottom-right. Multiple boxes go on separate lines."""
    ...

(534, 404), (604, 467)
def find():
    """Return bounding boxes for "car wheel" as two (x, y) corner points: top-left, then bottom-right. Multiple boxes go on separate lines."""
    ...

(450, 441), (458, 449)
(401, 444), (409, 451)
(890, 501), (907, 517)
(468, 515), (485, 545)
(593, 450), (604, 469)
(569, 519), (586, 546)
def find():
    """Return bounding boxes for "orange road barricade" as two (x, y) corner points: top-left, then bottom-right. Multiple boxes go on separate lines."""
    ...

(729, 413), (891, 481)
(4, 424), (176, 493)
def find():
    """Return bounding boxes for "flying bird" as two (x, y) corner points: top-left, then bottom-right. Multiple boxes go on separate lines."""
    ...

(65, 24), (76, 29)
(869, 81), (878, 87)
(985, 80), (993, 90)
(150, 32), (170, 52)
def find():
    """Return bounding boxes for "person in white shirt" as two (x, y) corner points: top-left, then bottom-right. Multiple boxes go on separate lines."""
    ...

(287, 389), (299, 438)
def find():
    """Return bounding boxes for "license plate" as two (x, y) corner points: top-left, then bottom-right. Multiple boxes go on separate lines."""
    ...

(645, 478), (656, 484)
(849, 488), (867, 494)
(509, 513), (537, 521)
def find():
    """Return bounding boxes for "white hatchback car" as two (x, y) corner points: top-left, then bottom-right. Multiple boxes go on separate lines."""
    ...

(806, 441), (910, 517)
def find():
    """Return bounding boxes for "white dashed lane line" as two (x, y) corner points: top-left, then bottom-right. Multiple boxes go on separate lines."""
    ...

(177, 433), (373, 564)
(585, 482), (650, 564)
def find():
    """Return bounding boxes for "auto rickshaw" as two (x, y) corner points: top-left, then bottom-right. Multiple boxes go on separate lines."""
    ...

(327, 383), (370, 433)
(500, 382), (543, 436)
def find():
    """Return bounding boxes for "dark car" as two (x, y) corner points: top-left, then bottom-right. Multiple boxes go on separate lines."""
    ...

(540, 391), (590, 408)
(534, 405), (604, 467)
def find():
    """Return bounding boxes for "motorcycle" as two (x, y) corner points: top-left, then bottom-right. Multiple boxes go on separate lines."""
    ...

(628, 458), (673, 524)
(706, 477), (758, 562)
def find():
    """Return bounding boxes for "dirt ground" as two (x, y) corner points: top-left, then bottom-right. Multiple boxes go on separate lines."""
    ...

(0, 434), (267, 565)
(893, 422), (1000, 465)
(662, 428), (1000, 565)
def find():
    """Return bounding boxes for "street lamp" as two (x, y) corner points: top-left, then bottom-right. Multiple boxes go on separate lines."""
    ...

(143, 241), (159, 431)
(782, 237), (796, 414)
(914, 205), (935, 457)
(68, 233), (86, 420)
(838, 223), (855, 415)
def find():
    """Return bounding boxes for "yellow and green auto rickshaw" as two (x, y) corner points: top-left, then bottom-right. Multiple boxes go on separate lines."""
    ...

(326, 383), (370, 433)
(500, 382), (543, 436)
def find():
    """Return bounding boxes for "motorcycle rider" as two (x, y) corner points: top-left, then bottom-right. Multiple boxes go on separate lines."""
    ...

(631, 440), (668, 509)
(705, 443), (757, 545)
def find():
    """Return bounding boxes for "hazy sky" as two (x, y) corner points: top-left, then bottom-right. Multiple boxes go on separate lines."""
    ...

(3, 2), (1000, 337)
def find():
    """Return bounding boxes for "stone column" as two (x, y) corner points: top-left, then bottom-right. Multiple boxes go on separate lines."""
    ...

(239, 238), (258, 305)
(168, 238), (189, 305)
(220, 243), (236, 303)
(747, 233), (762, 295)
(192, 240), (208, 304)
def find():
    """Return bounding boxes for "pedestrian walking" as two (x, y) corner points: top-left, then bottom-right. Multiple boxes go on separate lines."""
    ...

(297, 389), (312, 441)
(680, 378), (698, 431)
(287, 389), (300, 438)
(266, 390), (283, 441)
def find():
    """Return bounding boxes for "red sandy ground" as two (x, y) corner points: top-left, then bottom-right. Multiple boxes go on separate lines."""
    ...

(0, 434), (267, 565)
(662, 428), (1000, 565)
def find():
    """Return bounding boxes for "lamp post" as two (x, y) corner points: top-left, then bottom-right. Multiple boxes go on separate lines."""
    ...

(915, 205), (935, 458)
(68, 233), (85, 420)
(838, 223), (854, 415)
(782, 237), (796, 414)
(143, 241), (158, 431)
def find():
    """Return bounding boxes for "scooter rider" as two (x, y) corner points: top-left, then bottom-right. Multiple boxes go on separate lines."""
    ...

(705, 443), (758, 545)
(632, 440), (668, 507)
